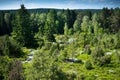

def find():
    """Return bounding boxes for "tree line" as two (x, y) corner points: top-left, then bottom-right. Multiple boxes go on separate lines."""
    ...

(0, 4), (120, 80)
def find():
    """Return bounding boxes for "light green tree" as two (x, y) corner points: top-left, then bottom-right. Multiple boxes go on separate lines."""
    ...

(81, 16), (89, 32)
(73, 20), (81, 32)
(92, 13), (101, 35)
(25, 49), (67, 80)
(64, 23), (69, 36)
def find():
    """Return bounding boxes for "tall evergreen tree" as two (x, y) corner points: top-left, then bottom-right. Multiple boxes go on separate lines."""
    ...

(65, 9), (76, 29)
(0, 12), (8, 35)
(4, 13), (12, 35)
(12, 5), (35, 47)
(43, 10), (57, 42)
(44, 21), (55, 42)
(110, 8), (120, 33)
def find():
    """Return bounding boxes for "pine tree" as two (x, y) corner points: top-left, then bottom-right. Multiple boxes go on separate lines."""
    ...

(44, 21), (55, 42)
(43, 10), (57, 42)
(12, 5), (34, 47)
(65, 9), (76, 29)
(0, 12), (8, 35)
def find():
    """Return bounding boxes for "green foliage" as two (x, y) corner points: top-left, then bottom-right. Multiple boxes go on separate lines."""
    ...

(92, 13), (101, 35)
(0, 11), (11, 35)
(84, 45), (91, 54)
(12, 5), (35, 47)
(4, 13), (12, 35)
(0, 56), (12, 80)
(73, 13), (83, 32)
(64, 23), (69, 36)
(57, 12), (64, 34)
(0, 35), (24, 57)
(112, 50), (120, 63)
(84, 60), (93, 70)
(0, 35), (10, 56)
(44, 21), (56, 42)
(91, 47), (111, 66)
(65, 9), (76, 29)
(100, 55), (111, 66)
(73, 19), (81, 32)
(81, 16), (90, 32)
(1, 7), (120, 80)
(110, 8), (120, 33)
(25, 49), (67, 80)
(34, 34), (44, 48)
(91, 47), (104, 66)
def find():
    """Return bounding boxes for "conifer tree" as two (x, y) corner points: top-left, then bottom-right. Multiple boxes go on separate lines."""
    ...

(12, 5), (34, 47)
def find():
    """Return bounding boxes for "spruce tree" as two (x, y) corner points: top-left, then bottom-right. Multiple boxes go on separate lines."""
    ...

(12, 5), (34, 47)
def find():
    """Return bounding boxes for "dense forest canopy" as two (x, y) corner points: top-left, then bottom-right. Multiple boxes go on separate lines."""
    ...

(0, 4), (120, 80)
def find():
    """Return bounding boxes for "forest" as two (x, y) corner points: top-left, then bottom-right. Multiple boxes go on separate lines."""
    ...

(0, 4), (120, 80)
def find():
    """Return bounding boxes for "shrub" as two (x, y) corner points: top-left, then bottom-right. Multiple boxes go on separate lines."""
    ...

(84, 45), (91, 54)
(0, 35), (10, 56)
(0, 56), (12, 80)
(9, 39), (24, 58)
(84, 60), (93, 70)
(85, 75), (97, 80)
(79, 74), (86, 80)
(91, 46), (111, 66)
(91, 47), (105, 65)
(43, 42), (52, 50)
(37, 38), (44, 48)
(115, 51), (120, 62)
(0, 35), (24, 57)
(99, 55), (111, 66)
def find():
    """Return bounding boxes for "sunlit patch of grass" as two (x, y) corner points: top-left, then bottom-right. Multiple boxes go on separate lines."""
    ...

(59, 51), (120, 80)
(77, 54), (90, 61)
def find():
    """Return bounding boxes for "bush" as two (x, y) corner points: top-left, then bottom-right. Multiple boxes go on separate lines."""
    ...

(84, 45), (91, 54)
(85, 75), (97, 80)
(0, 56), (12, 80)
(43, 42), (52, 50)
(0, 35), (10, 56)
(91, 46), (111, 66)
(91, 47), (105, 65)
(66, 71), (77, 80)
(84, 60), (93, 70)
(115, 51), (120, 62)
(0, 35), (24, 57)
(79, 74), (86, 80)
(9, 39), (24, 58)
(99, 55), (111, 66)
(37, 38), (44, 48)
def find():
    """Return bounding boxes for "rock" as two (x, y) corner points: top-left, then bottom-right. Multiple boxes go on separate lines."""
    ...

(68, 38), (75, 43)
(105, 52), (112, 55)
(94, 74), (98, 77)
(108, 69), (115, 73)
(22, 50), (38, 64)
(113, 50), (117, 52)
(63, 58), (82, 63)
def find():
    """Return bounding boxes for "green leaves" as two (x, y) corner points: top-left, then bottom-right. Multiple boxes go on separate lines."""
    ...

(84, 60), (93, 70)
(0, 56), (12, 80)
